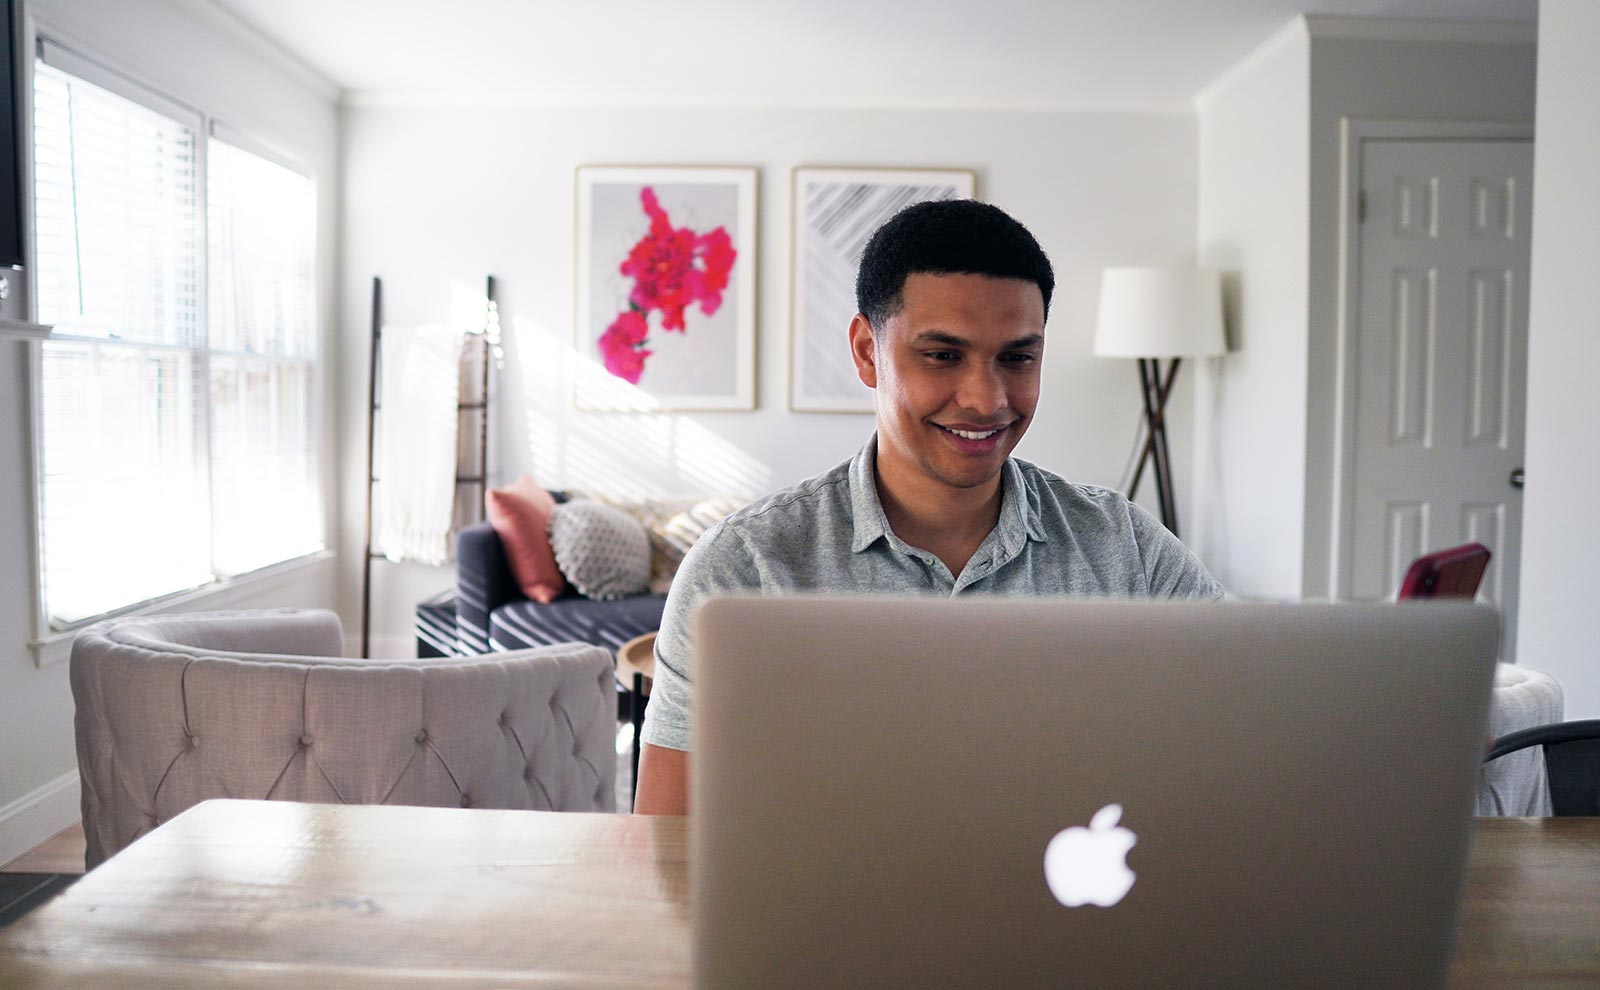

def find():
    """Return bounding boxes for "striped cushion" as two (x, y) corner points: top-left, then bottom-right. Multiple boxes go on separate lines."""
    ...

(490, 593), (667, 655)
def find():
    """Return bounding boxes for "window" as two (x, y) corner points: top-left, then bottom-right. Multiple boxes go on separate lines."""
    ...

(31, 41), (321, 628)
(205, 135), (320, 577)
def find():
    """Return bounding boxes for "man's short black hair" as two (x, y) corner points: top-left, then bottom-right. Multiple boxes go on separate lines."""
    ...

(854, 199), (1055, 332)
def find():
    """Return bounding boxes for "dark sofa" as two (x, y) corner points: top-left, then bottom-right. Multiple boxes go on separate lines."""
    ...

(454, 520), (667, 656)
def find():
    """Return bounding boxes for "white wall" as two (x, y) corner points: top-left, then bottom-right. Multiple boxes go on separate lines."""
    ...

(0, 0), (340, 862)
(1192, 19), (1537, 602)
(341, 105), (1201, 644)
(1300, 30), (1538, 600)
(1519, 0), (1600, 719)
(1193, 22), (1311, 599)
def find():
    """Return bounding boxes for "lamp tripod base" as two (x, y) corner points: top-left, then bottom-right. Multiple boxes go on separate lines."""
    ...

(1128, 357), (1181, 539)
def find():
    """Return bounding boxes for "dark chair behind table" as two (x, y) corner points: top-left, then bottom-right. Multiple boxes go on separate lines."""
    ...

(1484, 720), (1600, 816)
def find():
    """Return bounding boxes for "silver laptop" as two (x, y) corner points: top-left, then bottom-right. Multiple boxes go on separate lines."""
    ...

(691, 597), (1498, 989)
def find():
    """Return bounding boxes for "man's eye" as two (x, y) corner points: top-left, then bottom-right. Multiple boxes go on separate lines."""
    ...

(1002, 352), (1038, 364)
(924, 350), (957, 362)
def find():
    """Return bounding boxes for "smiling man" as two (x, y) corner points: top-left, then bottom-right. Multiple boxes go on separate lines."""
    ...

(633, 200), (1224, 815)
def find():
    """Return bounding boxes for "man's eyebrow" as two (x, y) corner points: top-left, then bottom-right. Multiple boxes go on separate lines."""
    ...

(1004, 334), (1045, 350)
(909, 331), (1044, 349)
(909, 330), (970, 347)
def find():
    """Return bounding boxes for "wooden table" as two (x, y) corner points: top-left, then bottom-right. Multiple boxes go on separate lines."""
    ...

(0, 802), (690, 989)
(0, 801), (1595, 988)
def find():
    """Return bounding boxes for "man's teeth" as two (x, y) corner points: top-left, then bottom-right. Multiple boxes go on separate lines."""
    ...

(944, 426), (1000, 440)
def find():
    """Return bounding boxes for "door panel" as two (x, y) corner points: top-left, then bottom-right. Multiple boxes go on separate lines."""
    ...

(1350, 139), (1531, 655)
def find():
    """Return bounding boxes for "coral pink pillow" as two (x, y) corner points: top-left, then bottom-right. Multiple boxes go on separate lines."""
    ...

(484, 475), (565, 604)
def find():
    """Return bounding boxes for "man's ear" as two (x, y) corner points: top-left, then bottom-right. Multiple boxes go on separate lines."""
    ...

(848, 314), (878, 388)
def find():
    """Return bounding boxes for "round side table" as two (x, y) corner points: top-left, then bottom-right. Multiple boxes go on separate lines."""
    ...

(616, 631), (656, 695)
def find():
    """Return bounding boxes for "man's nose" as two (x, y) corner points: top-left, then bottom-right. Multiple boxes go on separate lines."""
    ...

(955, 364), (1008, 417)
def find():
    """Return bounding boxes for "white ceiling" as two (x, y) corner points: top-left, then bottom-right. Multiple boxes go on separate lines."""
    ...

(202, 0), (1537, 109)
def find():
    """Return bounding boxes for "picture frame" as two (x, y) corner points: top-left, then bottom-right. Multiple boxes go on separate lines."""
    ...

(789, 166), (977, 413)
(575, 165), (758, 411)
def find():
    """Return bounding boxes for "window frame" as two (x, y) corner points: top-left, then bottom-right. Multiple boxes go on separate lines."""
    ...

(21, 19), (330, 667)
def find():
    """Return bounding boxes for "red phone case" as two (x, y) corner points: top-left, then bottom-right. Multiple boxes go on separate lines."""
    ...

(1397, 542), (1492, 600)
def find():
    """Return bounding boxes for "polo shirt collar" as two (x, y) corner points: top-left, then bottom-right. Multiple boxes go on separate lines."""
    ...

(848, 436), (893, 553)
(848, 434), (1048, 554)
(1002, 456), (1050, 554)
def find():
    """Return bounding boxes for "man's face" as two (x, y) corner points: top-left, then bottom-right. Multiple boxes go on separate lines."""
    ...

(850, 272), (1046, 497)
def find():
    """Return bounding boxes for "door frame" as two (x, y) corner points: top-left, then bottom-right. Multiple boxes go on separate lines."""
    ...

(1328, 118), (1534, 600)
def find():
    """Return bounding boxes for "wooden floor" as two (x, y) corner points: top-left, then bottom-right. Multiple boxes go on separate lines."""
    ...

(0, 824), (84, 932)
(1, 824), (86, 876)
(0, 873), (78, 930)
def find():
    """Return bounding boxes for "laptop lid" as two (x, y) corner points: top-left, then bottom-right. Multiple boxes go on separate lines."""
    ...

(691, 597), (1498, 989)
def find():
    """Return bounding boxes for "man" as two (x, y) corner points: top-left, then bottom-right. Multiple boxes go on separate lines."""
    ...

(634, 200), (1224, 815)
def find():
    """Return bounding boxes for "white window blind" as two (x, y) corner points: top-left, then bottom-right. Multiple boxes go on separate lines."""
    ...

(32, 46), (322, 628)
(207, 136), (321, 576)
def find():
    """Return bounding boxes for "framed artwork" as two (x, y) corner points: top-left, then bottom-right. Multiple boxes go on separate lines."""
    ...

(789, 166), (977, 413)
(575, 165), (758, 411)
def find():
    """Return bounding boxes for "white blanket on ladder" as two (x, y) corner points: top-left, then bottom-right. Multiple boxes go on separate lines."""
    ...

(378, 322), (465, 566)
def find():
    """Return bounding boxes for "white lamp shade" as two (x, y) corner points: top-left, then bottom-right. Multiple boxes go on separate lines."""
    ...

(1093, 266), (1226, 358)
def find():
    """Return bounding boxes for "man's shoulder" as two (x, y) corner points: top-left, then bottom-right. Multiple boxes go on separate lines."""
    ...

(1012, 458), (1139, 526)
(715, 458), (854, 538)
(1010, 458), (1223, 598)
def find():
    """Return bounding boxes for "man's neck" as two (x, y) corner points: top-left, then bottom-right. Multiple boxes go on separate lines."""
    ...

(873, 451), (1004, 575)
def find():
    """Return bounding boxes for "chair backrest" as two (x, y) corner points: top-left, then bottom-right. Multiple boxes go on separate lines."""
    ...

(71, 608), (618, 868)
(1485, 719), (1600, 816)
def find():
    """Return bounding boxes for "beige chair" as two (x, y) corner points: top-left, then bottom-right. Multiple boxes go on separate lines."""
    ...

(1479, 662), (1564, 816)
(71, 608), (616, 868)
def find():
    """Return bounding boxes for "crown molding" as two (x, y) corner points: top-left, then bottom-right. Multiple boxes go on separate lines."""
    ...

(1302, 15), (1536, 45)
(1192, 13), (1536, 110)
(340, 89), (1194, 114)
(1193, 16), (1310, 111)
(168, 0), (342, 100)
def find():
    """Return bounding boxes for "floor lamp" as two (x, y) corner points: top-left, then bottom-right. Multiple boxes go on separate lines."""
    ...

(1092, 267), (1226, 538)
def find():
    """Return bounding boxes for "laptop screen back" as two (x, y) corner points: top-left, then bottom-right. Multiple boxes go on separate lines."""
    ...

(691, 597), (1498, 989)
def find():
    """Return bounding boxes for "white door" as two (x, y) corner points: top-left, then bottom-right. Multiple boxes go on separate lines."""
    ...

(1349, 139), (1532, 655)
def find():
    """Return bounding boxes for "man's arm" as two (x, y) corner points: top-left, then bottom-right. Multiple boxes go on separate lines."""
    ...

(637, 520), (759, 815)
(633, 743), (689, 815)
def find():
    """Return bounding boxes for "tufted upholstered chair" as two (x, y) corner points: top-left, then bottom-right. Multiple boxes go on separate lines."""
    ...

(70, 608), (617, 869)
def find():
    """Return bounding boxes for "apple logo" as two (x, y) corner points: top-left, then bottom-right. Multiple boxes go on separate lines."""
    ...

(1043, 803), (1137, 908)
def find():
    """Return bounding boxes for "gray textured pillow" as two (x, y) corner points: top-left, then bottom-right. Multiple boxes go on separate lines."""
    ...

(548, 500), (652, 601)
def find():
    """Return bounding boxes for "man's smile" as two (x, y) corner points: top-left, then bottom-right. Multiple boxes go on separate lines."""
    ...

(932, 421), (1019, 457)
(939, 425), (1004, 441)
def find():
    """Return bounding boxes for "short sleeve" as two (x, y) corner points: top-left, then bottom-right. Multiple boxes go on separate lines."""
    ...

(639, 521), (761, 752)
(1127, 503), (1228, 600)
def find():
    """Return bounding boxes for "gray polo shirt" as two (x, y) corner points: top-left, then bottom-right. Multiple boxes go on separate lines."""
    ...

(640, 436), (1225, 752)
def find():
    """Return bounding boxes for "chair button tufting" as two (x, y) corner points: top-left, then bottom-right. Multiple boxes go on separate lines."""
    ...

(500, 713), (510, 727)
(415, 730), (428, 744)
(459, 794), (470, 808)
(299, 734), (313, 747)
(187, 734), (198, 749)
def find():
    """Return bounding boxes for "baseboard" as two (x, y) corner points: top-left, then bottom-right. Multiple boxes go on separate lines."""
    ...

(0, 772), (80, 870)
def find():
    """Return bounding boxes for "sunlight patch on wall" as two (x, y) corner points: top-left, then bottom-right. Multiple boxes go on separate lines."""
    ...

(511, 316), (772, 499)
